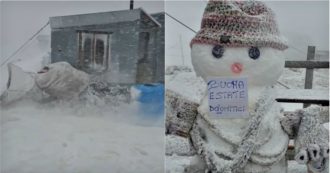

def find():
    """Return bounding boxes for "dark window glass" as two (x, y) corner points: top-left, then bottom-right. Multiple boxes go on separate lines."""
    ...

(83, 38), (92, 68)
(95, 39), (105, 65)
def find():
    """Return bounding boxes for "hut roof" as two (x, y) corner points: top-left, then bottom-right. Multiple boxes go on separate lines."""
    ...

(49, 8), (161, 29)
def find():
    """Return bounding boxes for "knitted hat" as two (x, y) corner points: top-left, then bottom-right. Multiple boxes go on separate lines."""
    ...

(191, 0), (288, 50)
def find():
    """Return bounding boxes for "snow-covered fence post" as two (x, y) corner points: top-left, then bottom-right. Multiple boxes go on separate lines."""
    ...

(304, 46), (316, 108)
(278, 45), (329, 173)
(303, 45), (328, 173)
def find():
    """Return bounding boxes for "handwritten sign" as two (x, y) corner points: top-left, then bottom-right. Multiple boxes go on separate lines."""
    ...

(207, 77), (248, 118)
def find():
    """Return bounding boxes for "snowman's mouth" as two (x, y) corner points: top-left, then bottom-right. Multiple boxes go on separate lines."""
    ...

(231, 63), (243, 74)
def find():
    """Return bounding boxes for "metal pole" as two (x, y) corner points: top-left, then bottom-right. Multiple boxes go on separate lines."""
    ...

(179, 35), (185, 66)
(130, 0), (134, 10)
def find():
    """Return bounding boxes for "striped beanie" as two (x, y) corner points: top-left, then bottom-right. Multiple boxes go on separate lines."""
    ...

(191, 0), (288, 50)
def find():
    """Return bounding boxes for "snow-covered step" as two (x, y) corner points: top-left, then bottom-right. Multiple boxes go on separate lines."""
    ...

(165, 155), (204, 173)
(276, 89), (329, 106)
(165, 155), (308, 173)
(288, 160), (307, 173)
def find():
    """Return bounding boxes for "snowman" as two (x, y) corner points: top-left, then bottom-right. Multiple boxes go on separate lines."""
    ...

(183, 1), (329, 173)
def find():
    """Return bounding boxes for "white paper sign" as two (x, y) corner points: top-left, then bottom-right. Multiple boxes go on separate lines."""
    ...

(207, 77), (249, 118)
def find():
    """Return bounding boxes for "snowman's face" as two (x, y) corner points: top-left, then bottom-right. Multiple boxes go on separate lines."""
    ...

(191, 44), (285, 88)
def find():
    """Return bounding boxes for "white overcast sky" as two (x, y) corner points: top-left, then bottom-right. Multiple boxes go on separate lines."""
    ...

(0, 0), (164, 60)
(0, 0), (329, 67)
(166, 1), (329, 66)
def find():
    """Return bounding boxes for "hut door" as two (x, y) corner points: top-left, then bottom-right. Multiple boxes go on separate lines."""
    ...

(78, 31), (110, 73)
(136, 32), (151, 83)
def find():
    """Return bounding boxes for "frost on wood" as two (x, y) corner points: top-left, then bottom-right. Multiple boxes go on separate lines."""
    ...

(281, 106), (329, 138)
(166, 90), (199, 137)
(293, 106), (329, 173)
(166, 135), (196, 156)
(165, 67), (205, 136)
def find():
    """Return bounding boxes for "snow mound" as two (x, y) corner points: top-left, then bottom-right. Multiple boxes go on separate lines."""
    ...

(165, 68), (205, 104)
(35, 62), (89, 99)
(1, 99), (164, 173)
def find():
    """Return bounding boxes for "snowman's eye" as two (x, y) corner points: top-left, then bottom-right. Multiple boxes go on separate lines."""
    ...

(249, 47), (260, 60)
(212, 45), (224, 59)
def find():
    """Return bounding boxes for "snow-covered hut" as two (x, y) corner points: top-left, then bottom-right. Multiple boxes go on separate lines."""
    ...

(49, 8), (164, 84)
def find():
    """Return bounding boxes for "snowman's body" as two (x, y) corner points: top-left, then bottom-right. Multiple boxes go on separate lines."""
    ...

(167, 1), (329, 172)
(192, 93), (289, 173)
(186, 44), (329, 173)
(189, 44), (290, 172)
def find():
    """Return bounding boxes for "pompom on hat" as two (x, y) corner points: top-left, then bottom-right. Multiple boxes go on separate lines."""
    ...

(191, 0), (288, 50)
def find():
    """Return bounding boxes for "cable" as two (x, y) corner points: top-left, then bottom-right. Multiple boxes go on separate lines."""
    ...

(0, 21), (50, 67)
(277, 81), (290, 89)
(288, 44), (308, 55)
(165, 12), (197, 33)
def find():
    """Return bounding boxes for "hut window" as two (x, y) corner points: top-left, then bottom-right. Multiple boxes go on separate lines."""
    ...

(95, 39), (105, 64)
(83, 37), (92, 69)
(78, 31), (110, 73)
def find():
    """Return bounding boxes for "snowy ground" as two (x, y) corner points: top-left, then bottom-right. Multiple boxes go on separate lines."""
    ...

(276, 68), (328, 111)
(1, 99), (164, 173)
(277, 68), (329, 90)
(165, 155), (308, 173)
(0, 27), (166, 172)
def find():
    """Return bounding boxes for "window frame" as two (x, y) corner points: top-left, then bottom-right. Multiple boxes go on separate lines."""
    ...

(77, 30), (111, 73)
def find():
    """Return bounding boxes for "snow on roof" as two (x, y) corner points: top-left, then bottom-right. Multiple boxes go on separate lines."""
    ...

(140, 8), (161, 27)
(49, 8), (160, 29)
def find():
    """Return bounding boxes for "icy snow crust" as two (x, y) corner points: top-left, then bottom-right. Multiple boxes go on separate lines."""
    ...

(1, 98), (164, 173)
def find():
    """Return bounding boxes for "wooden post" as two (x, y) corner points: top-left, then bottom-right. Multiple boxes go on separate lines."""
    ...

(305, 46), (315, 173)
(303, 46), (315, 108)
